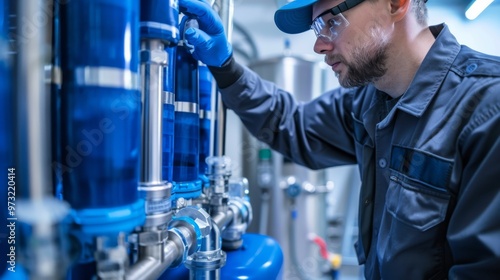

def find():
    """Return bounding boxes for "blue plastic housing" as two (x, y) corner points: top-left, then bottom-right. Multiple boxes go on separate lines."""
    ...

(61, 0), (139, 72)
(163, 103), (175, 182)
(162, 46), (176, 182)
(59, 0), (141, 209)
(60, 87), (141, 209)
(221, 234), (284, 279)
(198, 64), (212, 175)
(170, 180), (202, 201)
(198, 64), (212, 111)
(174, 45), (198, 103)
(173, 44), (199, 183)
(164, 46), (177, 94)
(173, 112), (200, 182)
(140, 0), (180, 44)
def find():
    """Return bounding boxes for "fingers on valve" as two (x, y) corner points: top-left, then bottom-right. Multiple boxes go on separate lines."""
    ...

(179, 0), (221, 32)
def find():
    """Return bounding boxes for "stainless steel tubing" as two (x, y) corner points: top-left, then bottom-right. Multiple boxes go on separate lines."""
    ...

(138, 39), (172, 229)
(125, 257), (162, 280)
(185, 225), (226, 280)
(16, 0), (52, 199)
(139, 39), (167, 185)
(127, 207), (211, 279)
(211, 210), (234, 231)
(126, 236), (183, 280)
(211, 0), (233, 158)
(15, 1), (70, 279)
(219, 0), (233, 43)
(211, 86), (226, 158)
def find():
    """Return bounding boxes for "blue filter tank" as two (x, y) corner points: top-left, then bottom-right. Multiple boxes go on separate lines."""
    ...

(172, 17), (202, 199)
(198, 63), (212, 176)
(221, 234), (284, 279)
(174, 40), (199, 183)
(60, 0), (142, 210)
(60, 1), (145, 278)
(140, 0), (180, 44)
(162, 46), (176, 182)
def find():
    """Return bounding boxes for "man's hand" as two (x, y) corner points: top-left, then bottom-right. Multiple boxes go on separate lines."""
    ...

(179, 0), (233, 67)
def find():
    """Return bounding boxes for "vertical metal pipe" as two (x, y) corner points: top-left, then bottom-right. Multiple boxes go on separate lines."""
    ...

(140, 39), (166, 184)
(16, 0), (52, 199)
(212, 87), (226, 158)
(186, 224), (225, 280)
(219, 0), (233, 43)
(211, 0), (233, 158)
(15, 2), (72, 279)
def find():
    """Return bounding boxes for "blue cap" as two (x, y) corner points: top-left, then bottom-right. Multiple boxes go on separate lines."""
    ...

(274, 0), (319, 34)
(275, 0), (429, 34)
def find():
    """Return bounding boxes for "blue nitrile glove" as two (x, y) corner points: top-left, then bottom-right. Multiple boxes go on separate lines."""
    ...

(179, 0), (232, 67)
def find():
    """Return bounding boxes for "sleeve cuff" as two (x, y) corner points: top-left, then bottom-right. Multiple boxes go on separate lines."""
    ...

(208, 56), (244, 89)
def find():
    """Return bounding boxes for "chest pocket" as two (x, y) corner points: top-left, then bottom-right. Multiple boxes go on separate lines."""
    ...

(387, 146), (453, 231)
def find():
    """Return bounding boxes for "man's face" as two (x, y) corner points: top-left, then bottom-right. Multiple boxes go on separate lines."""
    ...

(312, 0), (391, 88)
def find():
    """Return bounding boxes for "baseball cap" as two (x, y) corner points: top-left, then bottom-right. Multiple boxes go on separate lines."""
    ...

(274, 0), (429, 35)
(274, 0), (319, 34)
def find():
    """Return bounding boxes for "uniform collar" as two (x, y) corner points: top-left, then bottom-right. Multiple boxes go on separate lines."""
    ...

(361, 24), (461, 134)
(396, 23), (461, 117)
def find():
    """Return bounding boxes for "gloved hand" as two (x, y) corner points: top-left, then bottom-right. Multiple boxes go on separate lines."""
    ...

(179, 0), (233, 67)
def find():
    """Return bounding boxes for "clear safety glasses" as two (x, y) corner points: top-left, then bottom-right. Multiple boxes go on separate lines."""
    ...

(311, 0), (364, 42)
(311, 13), (349, 42)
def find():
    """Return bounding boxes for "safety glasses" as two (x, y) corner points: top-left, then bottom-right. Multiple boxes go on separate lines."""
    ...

(311, 0), (365, 42)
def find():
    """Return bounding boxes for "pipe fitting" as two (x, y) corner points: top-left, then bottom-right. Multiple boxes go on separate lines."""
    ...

(221, 197), (252, 250)
(168, 205), (213, 264)
(184, 249), (226, 272)
(174, 206), (212, 237)
(138, 182), (173, 228)
(137, 230), (169, 248)
(184, 225), (227, 279)
(139, 42), (168, 65)
(205, 156), (232, 195)
(127, 207), (209, 279)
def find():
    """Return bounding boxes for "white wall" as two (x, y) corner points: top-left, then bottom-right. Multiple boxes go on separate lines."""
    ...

(428, 5), (500, 56)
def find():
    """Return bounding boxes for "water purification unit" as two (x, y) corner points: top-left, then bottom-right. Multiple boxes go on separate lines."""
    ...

(2, 0), (283, 279)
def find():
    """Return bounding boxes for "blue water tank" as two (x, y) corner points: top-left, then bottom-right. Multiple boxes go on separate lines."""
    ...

(160, 233), (283, 279)
(60, 0), (141, 209)
(221, 233), (283, 280)
(60, 1), (145, 277)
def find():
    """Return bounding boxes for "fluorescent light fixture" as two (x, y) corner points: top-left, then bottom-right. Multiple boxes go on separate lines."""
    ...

(465, 0), (495, 20)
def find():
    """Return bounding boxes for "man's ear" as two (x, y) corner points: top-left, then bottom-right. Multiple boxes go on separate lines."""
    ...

(389, 0), (411, 21)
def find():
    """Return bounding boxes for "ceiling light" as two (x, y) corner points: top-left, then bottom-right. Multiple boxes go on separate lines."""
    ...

(465, 0), (495, 20)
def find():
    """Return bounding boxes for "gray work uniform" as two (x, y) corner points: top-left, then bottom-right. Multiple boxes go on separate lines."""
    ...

(214, 23), (500, 279)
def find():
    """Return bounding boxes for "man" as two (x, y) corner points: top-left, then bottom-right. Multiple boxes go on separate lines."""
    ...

(179, 0), (500, 278)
